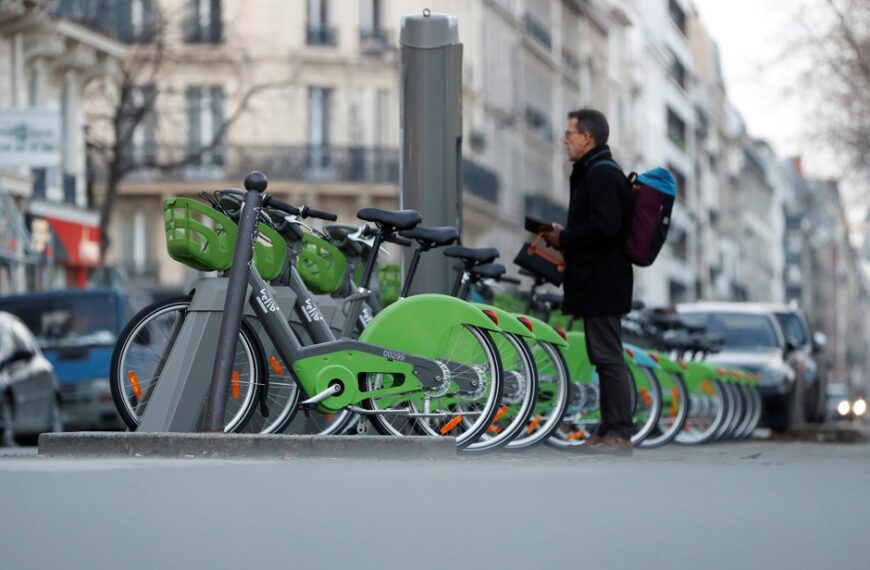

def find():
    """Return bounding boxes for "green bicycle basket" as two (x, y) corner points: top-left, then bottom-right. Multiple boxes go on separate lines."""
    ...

(163, 197), (288, 280)
(297, 233), (347, 294)
(377, 264), (402, 307)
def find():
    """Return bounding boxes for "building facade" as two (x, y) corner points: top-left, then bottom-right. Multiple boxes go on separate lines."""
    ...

(0, 0), (125, 293)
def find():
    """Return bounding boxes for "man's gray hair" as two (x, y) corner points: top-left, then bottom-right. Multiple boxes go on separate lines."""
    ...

(568, 108), (610, 145)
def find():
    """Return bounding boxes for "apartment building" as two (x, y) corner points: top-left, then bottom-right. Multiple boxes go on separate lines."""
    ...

(53, 0), (625, 289)
(0, 0), (125, 293)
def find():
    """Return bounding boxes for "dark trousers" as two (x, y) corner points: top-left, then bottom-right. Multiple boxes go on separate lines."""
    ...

(583, 315), (634, 439)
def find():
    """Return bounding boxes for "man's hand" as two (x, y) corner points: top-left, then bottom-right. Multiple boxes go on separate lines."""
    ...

(543, 223), (563, 250)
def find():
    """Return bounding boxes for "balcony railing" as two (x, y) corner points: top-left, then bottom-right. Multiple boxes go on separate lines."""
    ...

(307, 25), (337, 47)
(360, 28), (389, 55)
(116, 145), (400, 185)
(462, 159), (499, 203)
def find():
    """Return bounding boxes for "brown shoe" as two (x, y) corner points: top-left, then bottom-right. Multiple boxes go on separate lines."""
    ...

(585, 434), (633, 456)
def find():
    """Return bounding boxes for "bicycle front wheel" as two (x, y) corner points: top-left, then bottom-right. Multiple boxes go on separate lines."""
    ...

(110, 296), (264, 433)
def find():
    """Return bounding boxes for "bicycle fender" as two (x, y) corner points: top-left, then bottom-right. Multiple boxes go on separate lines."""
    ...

(360, 294), (501, 358)
(623, 343), (660, 369)
(510, 313), (569, 348)
(474, 303), (534, 338)
(561, 331), (595, 383)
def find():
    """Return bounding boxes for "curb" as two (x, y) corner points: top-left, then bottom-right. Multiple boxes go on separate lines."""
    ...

(38, 432), (457, 460)
(784, 424), (866, 444)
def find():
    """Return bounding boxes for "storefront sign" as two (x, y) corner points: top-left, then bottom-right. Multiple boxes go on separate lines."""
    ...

(0, 108), (62, 168)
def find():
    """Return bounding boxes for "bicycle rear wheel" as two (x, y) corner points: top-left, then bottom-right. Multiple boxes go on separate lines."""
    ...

(463, 332), (537, 453)
(508, 340), (570, 450)
(638, 370), (689, 449)
(363, 324), (503, 450)
(110, 296), (263, 433)
(675, 379), (728, 445)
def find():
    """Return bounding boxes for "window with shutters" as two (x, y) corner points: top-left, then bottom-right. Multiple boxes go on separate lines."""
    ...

(184, 0), (222, 43)
(186, 85), (225, 168)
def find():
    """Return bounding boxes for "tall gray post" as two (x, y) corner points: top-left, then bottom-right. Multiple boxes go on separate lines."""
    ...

(400, 10), (463, 295)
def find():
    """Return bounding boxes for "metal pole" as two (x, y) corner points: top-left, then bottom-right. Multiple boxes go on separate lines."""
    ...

(202, 171), (267, 431)
(400, 10), (462, 295)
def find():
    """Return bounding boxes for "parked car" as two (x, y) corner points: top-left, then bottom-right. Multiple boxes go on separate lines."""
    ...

(0, 289), (150, 430)
(826, 383), (867, 422)
(768, 305), (827, 423)
(677, 302), (807, 432)
(0, 312), (62, 446)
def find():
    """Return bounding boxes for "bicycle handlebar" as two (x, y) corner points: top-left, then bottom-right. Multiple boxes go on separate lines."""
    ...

(500, 276), (521, 285)
(299, 204), (338, 222)
(263, 196), (338, 222)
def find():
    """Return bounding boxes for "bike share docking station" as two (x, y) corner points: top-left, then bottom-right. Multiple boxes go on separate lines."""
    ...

(128, 10), (466, 436)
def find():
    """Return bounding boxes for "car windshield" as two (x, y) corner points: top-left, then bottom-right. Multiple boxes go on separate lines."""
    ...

(0, 294), (119, 349)
(679, 311), (781, 350)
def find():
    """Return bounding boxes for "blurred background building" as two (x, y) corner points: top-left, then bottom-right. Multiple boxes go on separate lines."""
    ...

(1, 0), (868, 389)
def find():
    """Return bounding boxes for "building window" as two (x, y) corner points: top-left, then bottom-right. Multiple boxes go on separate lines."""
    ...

(122, 85), (157, 169)
(669, 163), (687, 203)
(186, 85), (224, 167)
(667, 107), (687, 150)
(307, 87), (333, 172)
(669, 50), (687, 90)
(126, 0), (156, 43)
(360, 0), (386, 54)
(669, 0), (687, 36)
(523, 13), (552, 51)
(184, 0), (222, 43)
(307, 0), (337, 46)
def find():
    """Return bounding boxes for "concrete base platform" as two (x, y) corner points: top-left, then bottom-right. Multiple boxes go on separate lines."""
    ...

(38, 432), (457, 460)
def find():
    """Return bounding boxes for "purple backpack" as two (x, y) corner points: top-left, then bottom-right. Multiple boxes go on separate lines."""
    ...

(592, 162), (676, 267)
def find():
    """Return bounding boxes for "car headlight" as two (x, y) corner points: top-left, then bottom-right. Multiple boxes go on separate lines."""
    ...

(853, 399), (867, 416)
(837, 400), (851, 416)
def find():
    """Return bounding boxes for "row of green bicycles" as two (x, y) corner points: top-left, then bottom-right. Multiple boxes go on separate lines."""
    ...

(109, 172), (762, 453)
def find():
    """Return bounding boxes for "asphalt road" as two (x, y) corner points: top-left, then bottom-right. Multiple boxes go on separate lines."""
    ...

(1, 440), (868, 570)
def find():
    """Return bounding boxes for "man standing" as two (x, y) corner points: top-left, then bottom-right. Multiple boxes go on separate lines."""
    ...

(543, 108), (635, 454)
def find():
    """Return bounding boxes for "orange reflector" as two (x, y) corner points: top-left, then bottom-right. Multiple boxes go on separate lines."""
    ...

(482, 309), (499, 326)
(567, 430), (587, 440)
(517, 316), (534, 332)
(702, 381), (715, 396)
(527, 415), (543, 434)
(640, 387), (651, 406)
(671, 386), (680, 402)
(440, 416), (463, 434)
(650, 352), (659, 363)
(127, 371), (142, 399)
(554, 326), (568, 340)
(231, 370), (240, 400)
(678, 359), (688, 370)
(487, 425), (502, 434)
(491, 405), (509, 424)
(717, 368), (725, 378)
(269, 355), (285, 376)
(625, 348), (635, 360)
(325, 413), (334, 421)
(670, 401), (677, 418)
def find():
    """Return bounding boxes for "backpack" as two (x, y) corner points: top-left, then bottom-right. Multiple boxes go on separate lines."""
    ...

(591, 161), (676, 267)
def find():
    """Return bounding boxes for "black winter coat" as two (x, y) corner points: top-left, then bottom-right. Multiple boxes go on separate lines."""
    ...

(558, 145), (634, 317)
